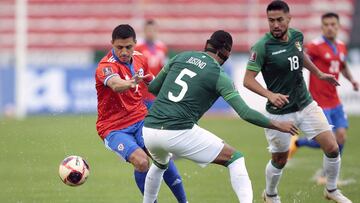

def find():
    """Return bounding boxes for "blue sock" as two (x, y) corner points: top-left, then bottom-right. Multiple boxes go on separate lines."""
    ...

(134, 170), (147, 194)
(339, 144), (344, 155)
(296, 137), (321, 148)
(163, 159), (187, 203)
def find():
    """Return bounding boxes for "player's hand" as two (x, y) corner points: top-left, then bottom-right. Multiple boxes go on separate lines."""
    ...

(128, 79), (137, 88)
(268, 93), (289, 108)
(352, 81), (359, 91)
(271, 120), (299, 135)
(319, 73), (340, 86)
(132, 73), (153, 84)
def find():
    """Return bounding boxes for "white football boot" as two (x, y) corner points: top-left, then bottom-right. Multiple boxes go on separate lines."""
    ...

(324, 189), (352, 203)
(262, 190), (281, 203)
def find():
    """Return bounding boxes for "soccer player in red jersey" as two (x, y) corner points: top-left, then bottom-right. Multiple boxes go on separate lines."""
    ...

(95, 24), (187, 202)
(135, 19), (168, 109)
(289, 12), (359, 185)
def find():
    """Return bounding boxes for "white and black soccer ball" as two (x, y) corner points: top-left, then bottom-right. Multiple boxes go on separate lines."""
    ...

(59, 155), (90, 186)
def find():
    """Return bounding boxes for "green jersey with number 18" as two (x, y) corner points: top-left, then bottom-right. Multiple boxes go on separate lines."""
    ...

(145, 51), (272, 130)
(246, 28), (313, 115)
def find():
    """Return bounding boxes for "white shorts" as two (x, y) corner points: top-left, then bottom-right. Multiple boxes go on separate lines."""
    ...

(265, 101), (331, 153)
(143, 124), (224, 168)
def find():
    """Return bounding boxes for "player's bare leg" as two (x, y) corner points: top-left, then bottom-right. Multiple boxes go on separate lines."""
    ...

(128, 148), (153, 197)
(129, 148), (151, 172)
(314, 131), (352, 203)
(212, 143), (253, 203)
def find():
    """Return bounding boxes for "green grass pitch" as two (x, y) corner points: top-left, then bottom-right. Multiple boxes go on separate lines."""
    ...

(0, 115), (359, 202)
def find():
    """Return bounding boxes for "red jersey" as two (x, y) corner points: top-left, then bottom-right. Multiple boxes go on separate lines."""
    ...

(135, 40), (167, 101)
(307, 36), (348, 109)
(95, 50), (151, 139)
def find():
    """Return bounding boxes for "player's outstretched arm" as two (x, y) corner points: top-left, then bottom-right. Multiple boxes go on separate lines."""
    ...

(341, 63), (359, 91)
(226, 95), (298, 135)
(106, 75), (136, 92)
(148, 57), (174, 96)
(148, 69), (167, 96)
(304, 53), (340, 86)
(218, 71), (298, 134)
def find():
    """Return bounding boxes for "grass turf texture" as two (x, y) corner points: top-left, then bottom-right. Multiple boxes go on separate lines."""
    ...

(0, 115), (359, 202)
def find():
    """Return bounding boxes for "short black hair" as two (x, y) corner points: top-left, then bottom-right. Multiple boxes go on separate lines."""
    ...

(208, 30), (233, 51)
(112, 24), (136, 41)
(322, 12), (339, 21)
(267, 0), (290, 13)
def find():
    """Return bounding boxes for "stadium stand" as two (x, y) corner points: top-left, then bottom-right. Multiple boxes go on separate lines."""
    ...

(0, 0), (355, 53)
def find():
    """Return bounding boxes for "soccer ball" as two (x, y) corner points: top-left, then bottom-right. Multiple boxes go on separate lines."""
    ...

(59, 155), (90, 186)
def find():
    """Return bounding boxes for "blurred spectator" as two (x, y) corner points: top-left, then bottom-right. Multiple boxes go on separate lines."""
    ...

(135, 19), (168, 109)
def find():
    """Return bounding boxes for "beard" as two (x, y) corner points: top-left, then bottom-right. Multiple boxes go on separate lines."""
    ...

(271, 29), (288, 39)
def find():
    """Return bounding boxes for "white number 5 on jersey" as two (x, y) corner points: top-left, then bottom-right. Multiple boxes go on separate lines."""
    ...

(168, 68), (197, 102)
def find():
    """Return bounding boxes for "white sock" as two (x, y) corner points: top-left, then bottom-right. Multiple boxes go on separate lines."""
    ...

(227, 157), (253, 203)
(323, 154), (341, 191)
(265, 160), (283, 196)
(143, 163), (166, 203)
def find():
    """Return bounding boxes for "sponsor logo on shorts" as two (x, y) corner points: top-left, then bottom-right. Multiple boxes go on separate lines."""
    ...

(117, 143), (125, 151)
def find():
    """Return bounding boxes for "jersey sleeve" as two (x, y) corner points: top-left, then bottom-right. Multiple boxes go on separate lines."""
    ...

(246, 41), (266, 72)
(148, 55), (175, 95)
(340, 44), (348, 67)
(95, 63), (119, 86)
(216, 71), (271, 128)
(305, 42), (319, 60)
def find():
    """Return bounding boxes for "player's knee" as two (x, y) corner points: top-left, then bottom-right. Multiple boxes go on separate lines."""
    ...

(129, 154), (150, 172)
(323, 144), (339, 157)
(134, 158), (150, 172)
(272, 154), (288, 169)
(272, 159), (287, 169)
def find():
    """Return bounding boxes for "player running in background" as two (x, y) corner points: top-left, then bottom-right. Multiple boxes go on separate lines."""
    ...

(142, 30), (299, 203)
(289, 12), (359, 184)
(243, 1), (352, 203)
(95, 24), (188, 203)
(135, 19), (168, 109)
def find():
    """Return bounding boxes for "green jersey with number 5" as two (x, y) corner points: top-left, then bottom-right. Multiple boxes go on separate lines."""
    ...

(246, 28), (313, 114)
(144, 51), (272, 130)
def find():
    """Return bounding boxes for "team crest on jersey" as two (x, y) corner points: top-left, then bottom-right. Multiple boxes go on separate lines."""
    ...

(102, 66), (113, 76)
(138, 68), (144, 76)
(249, 51), (257, 62)
(295, 41), (302, 52)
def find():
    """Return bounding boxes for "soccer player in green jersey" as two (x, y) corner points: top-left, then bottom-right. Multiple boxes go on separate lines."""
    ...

(142, 30), (299, 203)
(243, 1), (352, 203)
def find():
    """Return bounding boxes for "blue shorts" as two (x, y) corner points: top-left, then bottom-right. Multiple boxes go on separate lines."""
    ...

(323, 104), (349, 130)
(104, 120), (145, 162)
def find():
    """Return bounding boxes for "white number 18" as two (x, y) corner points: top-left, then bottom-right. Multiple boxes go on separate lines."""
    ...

(288, 56), (299, 71)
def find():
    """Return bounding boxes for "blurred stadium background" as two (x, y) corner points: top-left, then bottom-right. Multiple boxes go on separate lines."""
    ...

(1, 0), (360, 202)
(0, 0), (359, 117)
